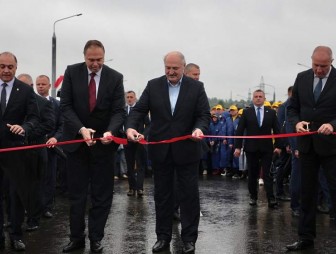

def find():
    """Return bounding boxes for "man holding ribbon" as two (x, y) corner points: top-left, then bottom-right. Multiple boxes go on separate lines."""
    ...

(286, 46), (336, 251)
(60, 40), (126, 253)
(126, 51), (210, 254)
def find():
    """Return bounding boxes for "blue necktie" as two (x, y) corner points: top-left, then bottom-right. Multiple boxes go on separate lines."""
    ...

(257, 107), (261, 127)
(1, 83), (7, 115)
(314, 78), (323, 102)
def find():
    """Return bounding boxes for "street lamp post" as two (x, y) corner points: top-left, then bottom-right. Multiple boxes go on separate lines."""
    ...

(51, 13), (82, 98)
(297, 63), (311, 69)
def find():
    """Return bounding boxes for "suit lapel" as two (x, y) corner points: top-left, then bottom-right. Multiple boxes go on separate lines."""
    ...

(263, 107), (271, 127)
(173, 78), (188, 117)
(96, 66), (108, 106)
(77, 65), (90, 109)
(319, 67), (336, 100)
(160, 77), (172, 116)
(5, 80), (22, 114)
(250, 107), (260, 127)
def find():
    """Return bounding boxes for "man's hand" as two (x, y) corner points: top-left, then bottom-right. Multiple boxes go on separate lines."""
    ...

(233, 148), (241, 157)
(7, 124), (25, 136)
(126, 128), (143, 142)
(101, 131), (113, 145)
(46, 137), (57, 148)
(317, 123), (334, 135)
(80, 127), (96, 146)
(295, 121), (310, 133)
(191, 128), (203, 141)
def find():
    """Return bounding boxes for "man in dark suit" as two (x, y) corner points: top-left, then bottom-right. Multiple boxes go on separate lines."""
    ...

(0, 52), (39, 251)
(124, 90), (150, 197)
(36, 74), (63, 219)
(126, 51), (210, 254)
(234, 89), (281, 208)
(286, 46), (336, 251)
(60, 40), (126, 253)
(17, 73), (55, 231)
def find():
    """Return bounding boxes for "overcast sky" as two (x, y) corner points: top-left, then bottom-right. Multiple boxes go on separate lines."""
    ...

(2, 0), (336, 102)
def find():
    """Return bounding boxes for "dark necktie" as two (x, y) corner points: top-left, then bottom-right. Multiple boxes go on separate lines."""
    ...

(89, 73), (96, 112)
(313, 78), (323, 102)
(128, 106), (133, 115)
(257, 107), (261, 127)
(1, 83), (7, 115)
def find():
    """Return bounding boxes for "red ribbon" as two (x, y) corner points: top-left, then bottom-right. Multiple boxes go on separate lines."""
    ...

(0, 131), (327, 153)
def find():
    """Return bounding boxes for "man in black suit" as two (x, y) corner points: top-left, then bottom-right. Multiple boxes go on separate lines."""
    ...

(60, 40), (126, 253)
(124, 90), (150, 197)
(17, 73), (55, 231)
(36, 74), (63, 219)
(286, 46), (336, 251)
(0, 52), (39, 251)
(234, 89), (281, 208)
(126, 51), (210, 254)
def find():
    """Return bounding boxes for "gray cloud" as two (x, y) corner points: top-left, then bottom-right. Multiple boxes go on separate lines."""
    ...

(2, 0), (336, 102)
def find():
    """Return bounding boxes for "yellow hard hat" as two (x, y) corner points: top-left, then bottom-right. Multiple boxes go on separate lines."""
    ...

(264, 101), (271, 107)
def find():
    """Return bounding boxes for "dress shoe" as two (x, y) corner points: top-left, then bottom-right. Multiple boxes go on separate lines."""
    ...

(182, 241), (195, 253)
(268, 198), (278, 208)
(152, 239), (170, 253)
(249, 198), (257, 206)
(43, 211), (53, 218)
(11, 239), (26, 251)
(286, 240), (314, 251)
(127, 189), (135, 196)
(137, 189), (144, 197)
(317, 204), (330, 214)
(173, 211), (181, 221)
(291, 210), (300, 217)
(90, 241), (103, 253)
(276, 194), (291, 201)
(26, 224), (39, 232)
(62, 240), (85, 253)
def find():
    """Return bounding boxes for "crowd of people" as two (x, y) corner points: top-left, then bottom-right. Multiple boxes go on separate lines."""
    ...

(0, 43), (336, 253)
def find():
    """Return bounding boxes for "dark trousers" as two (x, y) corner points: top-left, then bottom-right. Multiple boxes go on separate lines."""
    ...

(125, 143), (145, 191)
(246, 151), (274, 200)
(299, 149), (336, 241)
(43, 149), (57, 212)
(152, 158), (200, 243)
(0, 150), (29, 241)
(26, 148), (47, 226)
(290, 153), (301, 211)
(66, 143), (115, 242)
(275, 151), (291, 196)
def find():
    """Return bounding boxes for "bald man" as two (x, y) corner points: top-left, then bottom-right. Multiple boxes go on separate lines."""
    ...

(126, 51), (210, 254)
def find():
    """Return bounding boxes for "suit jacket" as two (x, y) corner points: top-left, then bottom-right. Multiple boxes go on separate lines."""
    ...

(0, 78), (39, 208)
(234, 106), (281, 153)
(28, 95), (55, 144)
(287, 66), (336, 155)
(47, 96), (63, 141)
(60, 63), (126, 152)
(0, 79), (39, 148)
(126, 75), (210, 164)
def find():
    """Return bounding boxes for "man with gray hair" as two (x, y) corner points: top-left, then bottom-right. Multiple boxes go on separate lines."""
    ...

(126, 51), (210, 254)
(287, 46), (336, 251)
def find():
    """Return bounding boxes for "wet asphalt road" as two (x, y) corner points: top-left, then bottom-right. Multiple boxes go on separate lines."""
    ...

(2, 176), (336, 254)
